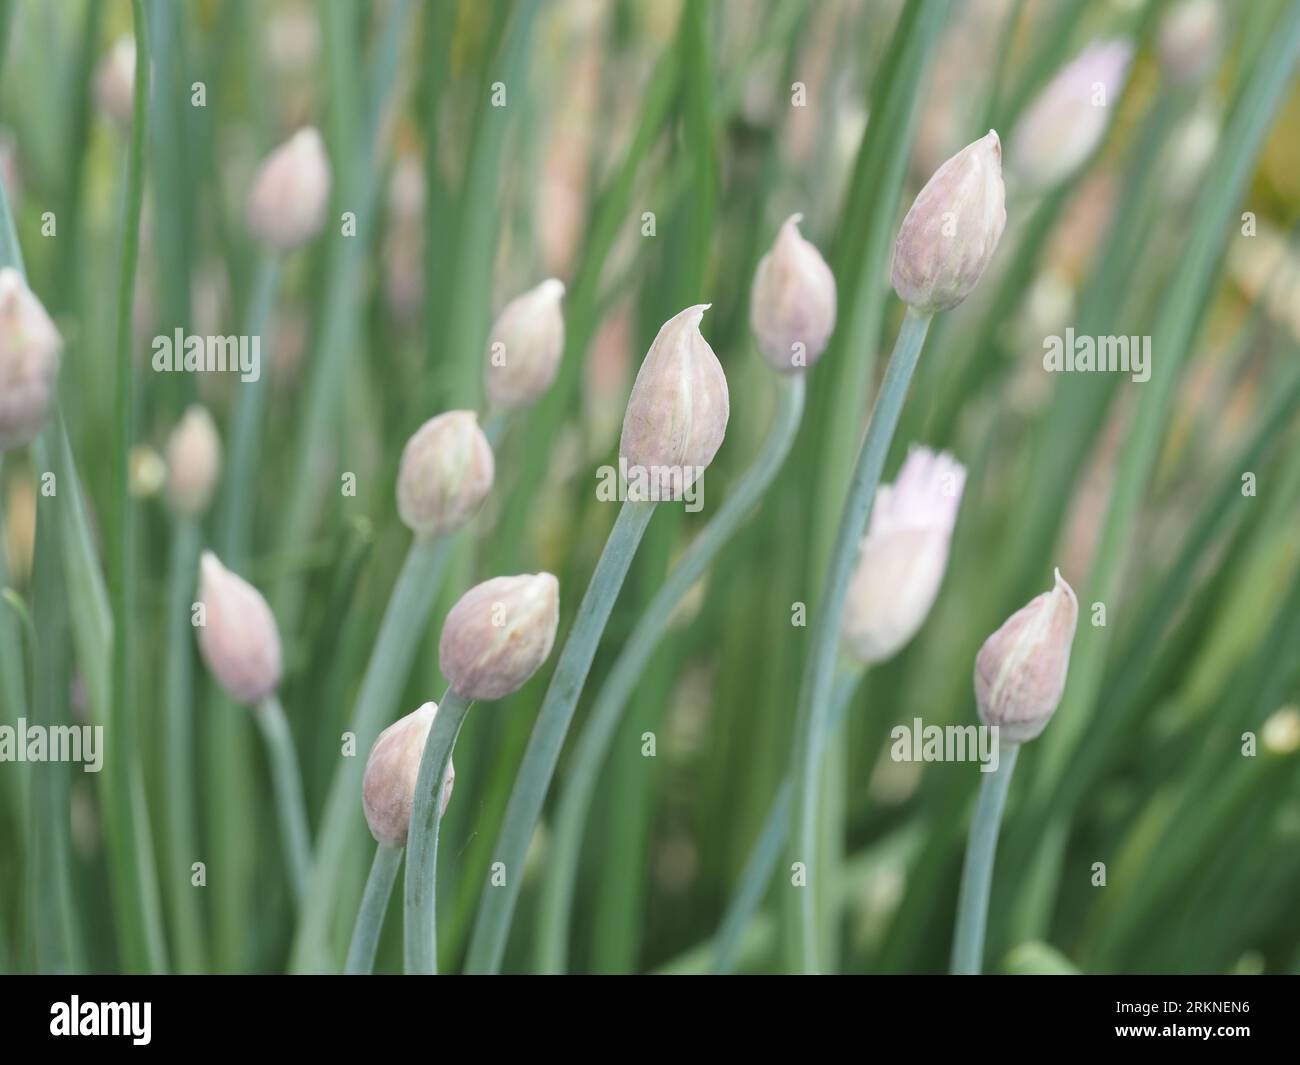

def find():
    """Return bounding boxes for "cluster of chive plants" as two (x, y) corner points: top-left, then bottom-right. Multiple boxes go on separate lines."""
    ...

(1, 0), (1299, 977)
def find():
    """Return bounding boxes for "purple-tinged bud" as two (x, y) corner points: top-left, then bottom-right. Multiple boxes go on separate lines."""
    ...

(246, 127), (332, 251)
(750, 214), (837, 373)
(0, 268), (61, 451)
(1008, 41), (1134, 192)
(842, 448), (966, 664)
(974, 569), (1079, 743)
(439, 573), (559, 701)
(396, 411), (494, 537)
(892, 131), (1007, 314)
(1158, 0), (1223, 86)
(619, 305), (730, 500)
(197, 552), (283, 704)
(362, 702), (455, 847)
(485, 279), (566, 410)
(166, 405), (221, 517)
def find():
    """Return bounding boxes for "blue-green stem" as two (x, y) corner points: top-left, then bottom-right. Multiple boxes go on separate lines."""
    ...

(290, 533), (453, 971)
(785, 307), (932, 972)
(255, 695), (313, 906)
(950, 742), (1021, 974)
(105, 0), (167, 973)
(404, 688), (474, 973)
(714, 662), (864, 973)
(465, 498), (656, 973)
(536, 373), (806, 972)
(345, 844), (403, 975)
(163, 515), (206, 971)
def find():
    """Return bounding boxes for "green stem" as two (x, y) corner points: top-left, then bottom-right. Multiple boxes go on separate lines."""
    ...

(784, 307), (932, 972)
(255, 695), (313, 906)
(714, 662), (864, 973)
(104, 0), (167, 973)
(465, 499), (656, 973)
(536, 374), (806, 972)
(950, 742), (1020, 974)
(345, 844), (403, 975)
(163, 516), (206, 971)
(220, 253), (281, 563)
(404, 688), (474, 973)
(289, 533), (453, 971)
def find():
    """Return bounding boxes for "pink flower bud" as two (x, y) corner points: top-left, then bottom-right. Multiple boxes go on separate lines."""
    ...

(1008, 41), (1134, 192)
(166, 405), (222, 517)
(396, 410), (494, 537)
(0, 268), (61, 451)
(750, 214), (837, 373)
(842, 448), (966, 664)
(362, 702), (455, 847)
(439, 573), (559, 700)
(246, 127), (332, 251)
(974, 569), (1079, 743)
(96, 36), (135, 129)
(485, 278), (566, 410)
(892, 131), (1007, 314)
(1158, 0), (1222, 86)
(197, 552), (283, 704)
(619, 305), (730, 500)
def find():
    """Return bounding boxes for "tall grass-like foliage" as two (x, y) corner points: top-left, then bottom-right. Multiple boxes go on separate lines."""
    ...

(0, 0), (1297, 981)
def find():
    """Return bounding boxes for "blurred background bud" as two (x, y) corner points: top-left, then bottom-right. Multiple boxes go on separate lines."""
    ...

(396, 410), (494, 537)
(1158, 0), (1223, 86)
(197, 552), (283, 705)
(485, 279), (566, 410)
(750, 214), (837, 373)
(166, 404), (221, 518)
(95, 35), (135, 129)
(0, 268), (61, 451)
(246, 127), (331, 251)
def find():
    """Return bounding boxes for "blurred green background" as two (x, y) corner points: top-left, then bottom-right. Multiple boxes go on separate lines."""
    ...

(1, 0), (1299, 974)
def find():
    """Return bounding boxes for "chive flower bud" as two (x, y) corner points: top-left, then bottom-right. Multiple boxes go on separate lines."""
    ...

(0, 268), (61, 451)
(841, 447), (966, 664)
(619, 304), (730, 500)
(246, 127), (332, 251)
(96, 35), (135, 129)
(750, 214), (837, 373)
(974, 568), (1078, 743)
(485, 279), (566, 410)
(362, 702), (455, 847)
(165, 404), (222, 518)
(197, 551), (283, 705)
(1007, 40), (1134, 192)
(396, 410), (494, 537)
(892, 131), (1007, 314)
(439, 573), (560, 701)
(1158, 0), (1222, 86)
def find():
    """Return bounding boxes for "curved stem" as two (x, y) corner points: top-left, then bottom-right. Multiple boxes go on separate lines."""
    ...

(465, 498), (656, 973)
(536, 374), (806, 972)
(950, 742), (1020, 974)
(404, 688), (474, 973)
(255, 695), (314, 905)
(784, 307), (931, 972)
(714, 662), (864, 973)
(289, 532), (452, 971)
(345, 844), (403, 974)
